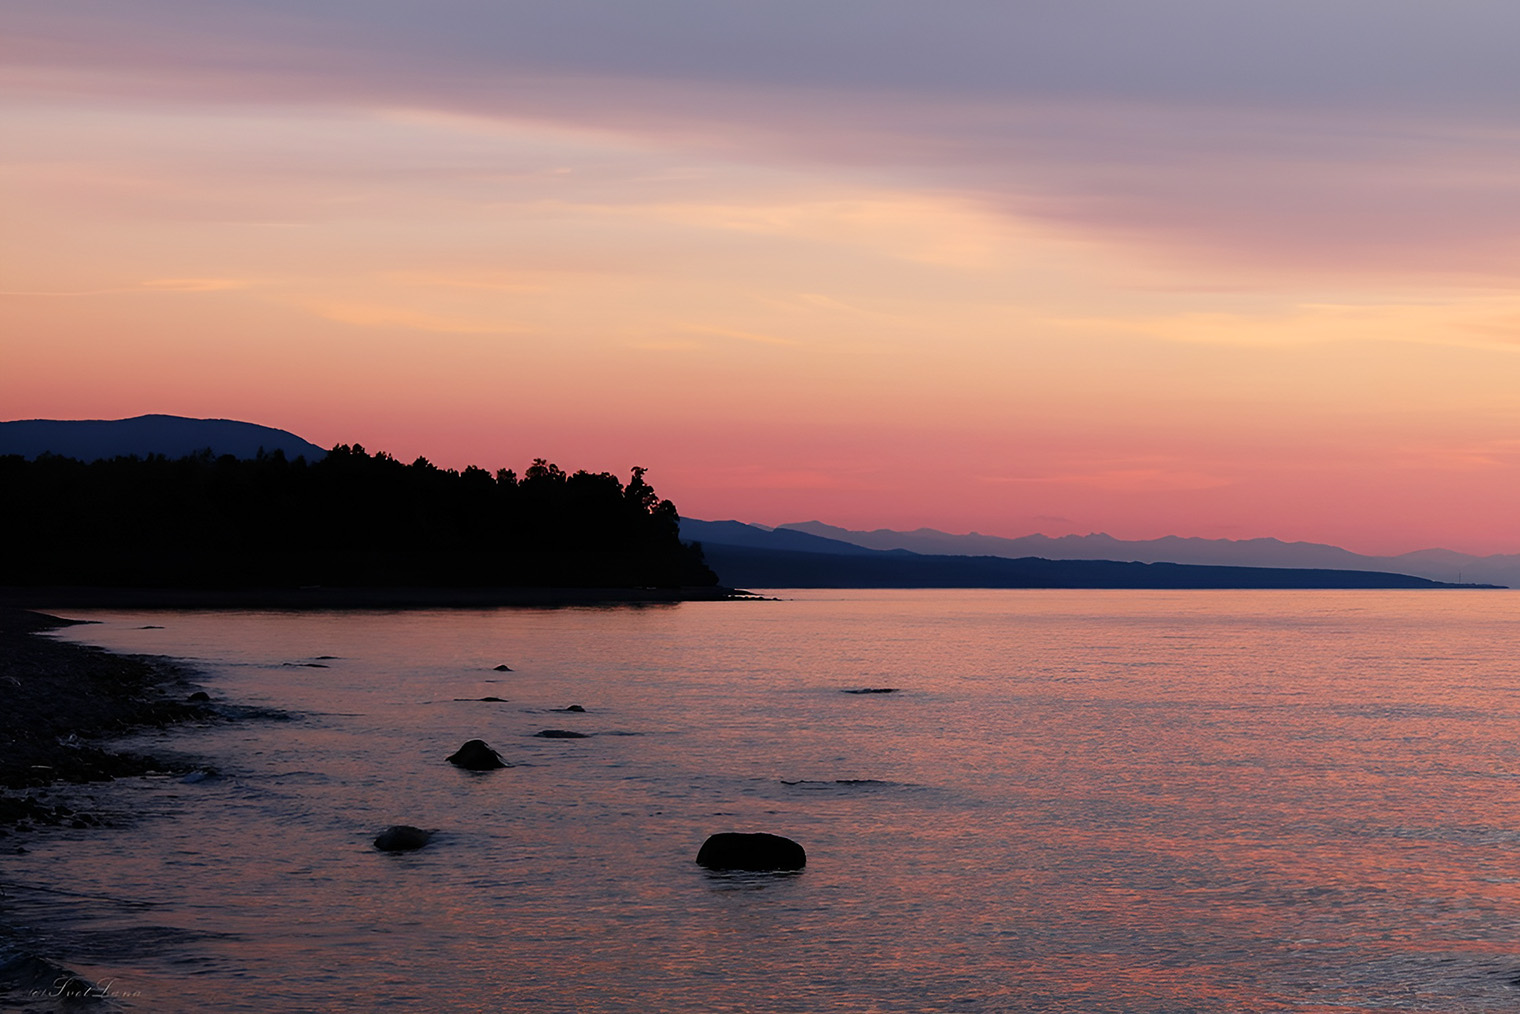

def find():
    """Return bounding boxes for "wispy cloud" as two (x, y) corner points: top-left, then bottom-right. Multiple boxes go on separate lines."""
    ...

(140, 277), (251, 292)
(1395, 438), (1520, 471)
(1053, 298), (1520, 353)
(680, 325), (800, 347)
(2, 278), (254, 295)
(8, 3), (1520, 277)
(305, 300), (522, 335)
(979, 469), (1232, 493)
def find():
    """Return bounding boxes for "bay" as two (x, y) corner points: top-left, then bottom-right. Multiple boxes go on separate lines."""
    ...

(14, 589), (1520, 1012)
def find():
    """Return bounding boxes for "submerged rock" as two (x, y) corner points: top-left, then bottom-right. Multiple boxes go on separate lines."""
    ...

(446, 739), (507, 770)
(555, 705), (586, 713)
(696, 832), (807, 871)
(187, 691), (211, 702)
(373, 825), (432, 852)
(493, 664), (513, 672)
(842, 687), (899, 694)
(0, 954), (95, 997)
(534, 729), (588, 739)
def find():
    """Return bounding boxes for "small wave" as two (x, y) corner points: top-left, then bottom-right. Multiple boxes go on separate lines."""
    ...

(60, 924), (239, 963)
(780, 778), (902, 790)
(216, 704), (301, 722)
(266, 770), (334, 785)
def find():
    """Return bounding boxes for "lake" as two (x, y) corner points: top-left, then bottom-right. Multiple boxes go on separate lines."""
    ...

(13, 589), (1520, 1012)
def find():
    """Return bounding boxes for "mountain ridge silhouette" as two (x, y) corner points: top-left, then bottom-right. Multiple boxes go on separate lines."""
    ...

(677, 520), (1501, 589)
(0, 414), (326, 462)
(771, 520), (1520, 589)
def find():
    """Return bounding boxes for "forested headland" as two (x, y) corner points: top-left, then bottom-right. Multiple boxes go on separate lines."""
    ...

(0, 446), (718, 592)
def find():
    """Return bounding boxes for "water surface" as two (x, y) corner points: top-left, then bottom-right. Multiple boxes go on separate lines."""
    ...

(14, 589), (1520, 1011)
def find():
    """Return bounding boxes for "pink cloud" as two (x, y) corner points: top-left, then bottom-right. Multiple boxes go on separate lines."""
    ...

(6, 3), (1520, 280)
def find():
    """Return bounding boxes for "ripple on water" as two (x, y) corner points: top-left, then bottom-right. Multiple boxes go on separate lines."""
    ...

(22, 591), (1520, 1013)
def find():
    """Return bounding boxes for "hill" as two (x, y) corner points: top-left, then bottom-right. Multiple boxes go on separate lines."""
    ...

(0, 415), (326, 462)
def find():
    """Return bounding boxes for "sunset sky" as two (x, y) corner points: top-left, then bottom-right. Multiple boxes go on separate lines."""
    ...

(5, 2), (1520, 555)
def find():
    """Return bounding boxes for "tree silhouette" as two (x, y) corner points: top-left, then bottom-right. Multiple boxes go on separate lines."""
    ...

(0, 448), (717, 590)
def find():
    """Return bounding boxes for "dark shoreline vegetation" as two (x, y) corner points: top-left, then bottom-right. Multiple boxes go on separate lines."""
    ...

(0, 447), (721, 596)
(0, 608), (211, 1002)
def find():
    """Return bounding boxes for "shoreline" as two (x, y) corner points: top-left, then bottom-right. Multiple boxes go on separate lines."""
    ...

(0, 585), (753, 610)
(0, 609), (210, 818)
(0, 607), (212, 1006)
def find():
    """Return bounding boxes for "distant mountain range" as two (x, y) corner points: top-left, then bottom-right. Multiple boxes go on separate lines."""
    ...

(0, 415), (326, 462)
(679, 519), (1504, 590)
(770, 521), (1520, 589)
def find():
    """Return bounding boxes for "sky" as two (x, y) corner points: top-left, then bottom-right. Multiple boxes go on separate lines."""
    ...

(4, 2), (1520, 555)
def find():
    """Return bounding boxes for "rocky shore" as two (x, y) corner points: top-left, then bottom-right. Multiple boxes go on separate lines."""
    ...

(0, 608), (218, 1007)
(0, 608), (210, 834)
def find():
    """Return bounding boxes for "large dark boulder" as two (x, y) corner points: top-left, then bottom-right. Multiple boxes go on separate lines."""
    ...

(373, 825), (432, 852)
(696, 832), (807, 871)
(447, 739), (507, 770)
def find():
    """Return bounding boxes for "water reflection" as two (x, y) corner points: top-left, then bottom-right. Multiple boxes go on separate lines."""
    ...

(11, 589), (1520, 1011)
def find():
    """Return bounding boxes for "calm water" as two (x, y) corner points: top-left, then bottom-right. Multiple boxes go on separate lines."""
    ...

(13, 589), (1520, 1012)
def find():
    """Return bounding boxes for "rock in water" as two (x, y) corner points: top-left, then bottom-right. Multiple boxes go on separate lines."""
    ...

(493, 664), (513, 671)
(374, 825), (432, 852)
(187, 691), (211, 702)
(446, 739), (507, 769)
(842, 687), (899, 694)
(534, 729), (588, 739)
(696, 832), (807, 871)
(0, 954), (94, 997)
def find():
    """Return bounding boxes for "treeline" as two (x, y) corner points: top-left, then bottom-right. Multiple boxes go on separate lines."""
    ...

(0, 446), (718, 590)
